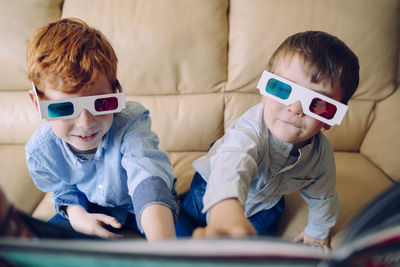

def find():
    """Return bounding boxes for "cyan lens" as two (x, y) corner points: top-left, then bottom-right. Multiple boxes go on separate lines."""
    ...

(48, 102), (74, 118)
(265, 78), (292, 100)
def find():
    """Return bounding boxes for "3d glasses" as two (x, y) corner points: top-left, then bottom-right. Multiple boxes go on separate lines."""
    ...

(257, 71), (348, 126)
(33, 83), (126, 121)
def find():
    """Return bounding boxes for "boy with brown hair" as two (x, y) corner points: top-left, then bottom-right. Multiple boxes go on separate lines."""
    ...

(176, 31), (359, 248)
(25, 18), (178, 241)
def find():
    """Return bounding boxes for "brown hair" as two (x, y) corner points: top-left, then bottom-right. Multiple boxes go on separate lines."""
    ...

(267, 31), (359, 104)
(27, 18), (118, 96)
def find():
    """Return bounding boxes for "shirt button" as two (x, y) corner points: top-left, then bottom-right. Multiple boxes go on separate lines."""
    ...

(98, 184), (103, 189)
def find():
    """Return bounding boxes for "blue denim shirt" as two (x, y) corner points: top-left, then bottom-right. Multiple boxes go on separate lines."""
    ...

(25, 101), (178, 233)
(193, 103), (339, 239)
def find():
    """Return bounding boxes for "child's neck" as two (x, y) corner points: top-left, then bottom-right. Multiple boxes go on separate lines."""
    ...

(290, 139), (310, 156)
(68, 144), (97, 155)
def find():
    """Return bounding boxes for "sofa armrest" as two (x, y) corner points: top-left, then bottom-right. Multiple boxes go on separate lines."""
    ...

(360, 88), (400, 181)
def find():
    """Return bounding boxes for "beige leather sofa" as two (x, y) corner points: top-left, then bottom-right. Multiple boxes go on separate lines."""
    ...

(0, 0), (399, 248)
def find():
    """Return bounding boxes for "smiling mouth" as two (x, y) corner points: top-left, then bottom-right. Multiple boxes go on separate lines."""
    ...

(75, 132), (98, 142)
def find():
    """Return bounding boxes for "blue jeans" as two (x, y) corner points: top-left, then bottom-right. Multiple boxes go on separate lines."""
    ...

(175, 171), (285, 237)
(49, 202), (143, 237)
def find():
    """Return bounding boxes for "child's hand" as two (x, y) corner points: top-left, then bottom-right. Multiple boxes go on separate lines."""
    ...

(293, 231), (330, 251)
(66, 205), (122, 239)
(192, 198), (257, 238)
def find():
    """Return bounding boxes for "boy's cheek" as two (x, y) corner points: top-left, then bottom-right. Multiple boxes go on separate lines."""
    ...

(306, 116), (327, 133)
(49, 120), (71, 139)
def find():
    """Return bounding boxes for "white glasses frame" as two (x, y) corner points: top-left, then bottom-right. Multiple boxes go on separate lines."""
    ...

(257, 71), (348, 126)
(32, 83), (126, 121)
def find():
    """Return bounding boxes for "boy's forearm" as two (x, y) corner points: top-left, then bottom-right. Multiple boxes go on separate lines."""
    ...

(65, 205), (88, 231)
(209, 198), (244, 221)
(66, 204), (86, 217)
(206, 198), (256, 237)
(141, 203), (176, 241)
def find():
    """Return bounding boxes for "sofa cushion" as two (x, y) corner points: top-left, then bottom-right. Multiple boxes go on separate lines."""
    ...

(0, 0), (63, 91)
(0, 92), (42, 144)
(62, 0), (229, 96)
(130, 94), (224, 152)
(361, 89), (400, 180)
(0, 145), (43, 214)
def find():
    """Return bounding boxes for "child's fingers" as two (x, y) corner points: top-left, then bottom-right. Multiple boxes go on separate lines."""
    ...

(293, 232), (305, 243)
(230, 226), (256, 237)
(293, 235), (303, 243)
(192, 227), (207, 238)
(95, 214), (122, 229)
(192, 226), (225, 238)
(322, 244), (331, 252)
(193, 224), (256, 239)
(93, 225), (123, 239)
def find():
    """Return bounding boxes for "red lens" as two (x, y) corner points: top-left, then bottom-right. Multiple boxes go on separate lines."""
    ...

(309, 98), (337, 120)
(94, 97), (118, 112)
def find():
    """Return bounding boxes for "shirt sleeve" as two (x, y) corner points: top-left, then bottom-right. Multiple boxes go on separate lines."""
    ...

(25, 154), (88, 218)
(299, 141), (339, 239)
(201, 113), (263, 213)
(120, 107), (178, 232)
(132, 176), (178, 232)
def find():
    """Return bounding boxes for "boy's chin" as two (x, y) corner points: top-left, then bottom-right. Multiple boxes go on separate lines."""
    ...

(270, 128), (302, 144)
(68, 143), (99, 154)
(271, 132), (312, 148)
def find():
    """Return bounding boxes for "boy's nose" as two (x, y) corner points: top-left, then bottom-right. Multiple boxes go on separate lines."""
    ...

(75, 109), (96, 127)
(287, 101), (304, 117)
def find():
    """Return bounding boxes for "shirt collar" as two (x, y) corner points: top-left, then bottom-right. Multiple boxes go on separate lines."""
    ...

(95, 130), (110, 159)
(268, 130), (316, 165)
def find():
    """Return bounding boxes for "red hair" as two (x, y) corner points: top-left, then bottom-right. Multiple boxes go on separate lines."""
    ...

(27, 18), (118, 95)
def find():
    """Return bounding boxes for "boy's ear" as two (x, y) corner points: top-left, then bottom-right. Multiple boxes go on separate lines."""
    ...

(261, 95), (267, 103)
(28, 90), (39, 112)
(323, 124), (331, 130)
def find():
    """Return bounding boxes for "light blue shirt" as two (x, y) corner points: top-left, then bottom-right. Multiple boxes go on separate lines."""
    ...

(25, 101), (178, 232)
(193, 103), (339, 239)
